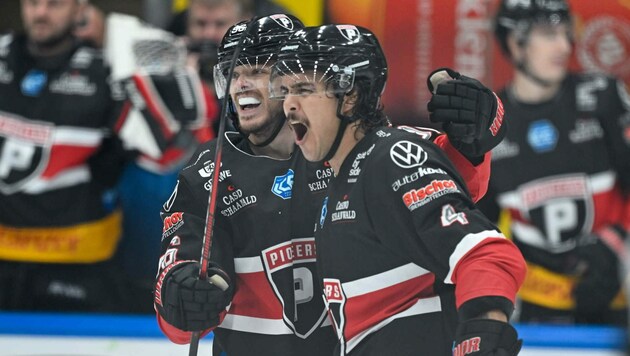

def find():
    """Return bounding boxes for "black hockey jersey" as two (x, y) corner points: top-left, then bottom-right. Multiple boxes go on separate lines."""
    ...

(156, 132), (337, 355)
(155, 128), (494, 355)
(0, 33), (214, 264)
(478, 73), (630, 311)
(314, 127), (525, 355)
(0, 34), (129, 263)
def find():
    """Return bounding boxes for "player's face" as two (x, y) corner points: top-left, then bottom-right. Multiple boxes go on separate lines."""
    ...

(188, 1), (243, 45)
(281, 75), (343, 162)
(520, 23), (572, 83)
(229, 64), (284, 141)
(21, 0), (81, 47)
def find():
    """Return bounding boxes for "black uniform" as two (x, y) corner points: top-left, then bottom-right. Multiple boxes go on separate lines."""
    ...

(0, 33), (212, 311)
(0, 33), (132, 310)
(315, 127), (524, 355)
(156, 132), (337, 355)
(478, 73), (630, 323)
(155, 128), (492, 355)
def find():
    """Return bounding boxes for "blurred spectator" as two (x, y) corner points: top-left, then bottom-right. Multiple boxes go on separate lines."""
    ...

(477, 0), (630, 325)
(0, 0), (215, 313)
(165, 0), (289, 83)
(73, 2), (105, 48)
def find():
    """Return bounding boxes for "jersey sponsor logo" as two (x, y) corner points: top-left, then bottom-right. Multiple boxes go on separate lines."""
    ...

(163, 180), (179, 212)
(391, 167), (447, 191)
(270, 14), (294, 30)
(0, 114), (53, 194)
(162, 212), (184, 237)
(517, 174), (593, 253)
(0, 61), (13, 84)
(21, 69), (47, 97)
(578, 17), (630, 79)
(569, 118), (604, 143)
(375, 129), (391, 137)
(261, 238), (328, 338)
(390, 140), (428, 169)
(272, 168), (294, 199)
(440, 204), (468, 226)
(49, 73), (96, 96)
(319, 196), (329, 229)
(198, 161), (230, 179)
(402, 179), (459, 211)
(348, 144), (374, 183)
(220, 188), (257, 216)
(70, 48), (95, 69)
(527, 119), (558, 153)
(331, 199), (356, 223)
(309, 166), (333, 192)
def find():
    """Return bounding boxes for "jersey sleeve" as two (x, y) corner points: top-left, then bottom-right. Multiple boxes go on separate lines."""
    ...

(432, 134), (490, 202)
(154, 146), (235, 342)
(364, 138), (525, 311)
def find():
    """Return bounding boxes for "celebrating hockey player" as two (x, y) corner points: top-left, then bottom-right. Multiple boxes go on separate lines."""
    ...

(477, 0), (630, 325)
(270, 24), (526, 355)
(153, 14), (511, 355)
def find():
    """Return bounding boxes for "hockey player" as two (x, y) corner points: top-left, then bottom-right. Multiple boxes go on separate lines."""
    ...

(477, 0), (630, 325)
(0, 0), (215, 312)
(153, 15), (509, 355)
(271, 25), (526, 355)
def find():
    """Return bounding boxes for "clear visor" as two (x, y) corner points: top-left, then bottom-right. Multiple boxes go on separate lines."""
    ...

(269, 59), (356, 100)
(213, 54), (276, 99)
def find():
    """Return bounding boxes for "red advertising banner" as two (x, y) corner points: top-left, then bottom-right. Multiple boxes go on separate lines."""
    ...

(328, 0), (630, 125)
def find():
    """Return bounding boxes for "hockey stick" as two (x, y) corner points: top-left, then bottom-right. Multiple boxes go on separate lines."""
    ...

(188, 17), (260, 356)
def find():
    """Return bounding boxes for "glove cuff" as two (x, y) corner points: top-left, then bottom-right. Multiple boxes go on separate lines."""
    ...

(154, 260), (196, 308)
(458, 296), (515, 322)
(454, 319), (522, 356)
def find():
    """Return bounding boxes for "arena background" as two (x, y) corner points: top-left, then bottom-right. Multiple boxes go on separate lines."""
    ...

(2, 0), (628, 124)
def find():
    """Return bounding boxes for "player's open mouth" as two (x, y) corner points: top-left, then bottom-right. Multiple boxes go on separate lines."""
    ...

(237, 96), (261, 112)
(290, 122), (308, 143)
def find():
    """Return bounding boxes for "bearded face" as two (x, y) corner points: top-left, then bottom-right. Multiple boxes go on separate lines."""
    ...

(21, 0), (81, 49)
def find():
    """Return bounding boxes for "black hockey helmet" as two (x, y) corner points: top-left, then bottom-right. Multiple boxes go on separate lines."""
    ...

(271, 24), (388, 123)
(494, 0), (572, 58)
(214, 14), (304, 99)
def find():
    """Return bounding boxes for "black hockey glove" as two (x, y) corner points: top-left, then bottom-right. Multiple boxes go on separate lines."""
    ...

(573, 227), (626, 321)
(155, 261), (232, 331)
(453, 319), (522, 356)
(427, 67), (506, 163)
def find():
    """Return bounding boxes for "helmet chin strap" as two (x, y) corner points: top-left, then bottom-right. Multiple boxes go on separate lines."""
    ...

(321, 97), (353, 163)
(249, 113), (286, 148)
